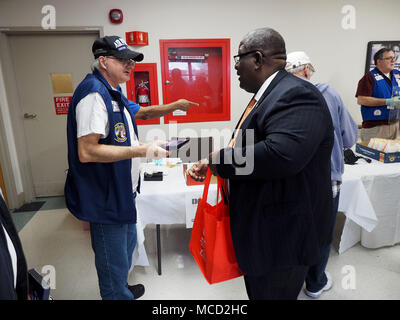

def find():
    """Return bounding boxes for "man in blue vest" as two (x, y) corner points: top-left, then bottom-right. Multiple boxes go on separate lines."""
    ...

(65, 36), (197, 300)
(356, 48), (400, 142)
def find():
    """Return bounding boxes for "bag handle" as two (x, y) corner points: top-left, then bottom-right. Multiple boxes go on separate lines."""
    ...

(217, 177), (229, 206)
(200, 169), (229, 206)
(199, 168), (213, 205)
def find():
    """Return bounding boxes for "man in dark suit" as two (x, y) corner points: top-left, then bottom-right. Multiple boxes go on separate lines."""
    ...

(189, 27), (334, 300)
(0, 192), (28, 300)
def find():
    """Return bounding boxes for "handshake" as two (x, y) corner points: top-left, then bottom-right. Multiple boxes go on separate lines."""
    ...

(386, 97), (400, 109)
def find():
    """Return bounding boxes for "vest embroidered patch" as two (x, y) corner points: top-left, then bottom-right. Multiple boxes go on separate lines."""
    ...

(114, 122), (127, 142)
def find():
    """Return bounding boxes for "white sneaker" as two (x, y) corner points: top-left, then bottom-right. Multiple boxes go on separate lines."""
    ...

(304, 271), (332, 299)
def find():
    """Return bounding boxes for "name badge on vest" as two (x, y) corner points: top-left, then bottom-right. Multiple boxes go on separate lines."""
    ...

(374, 75), (384, 81)
(112, 101), (120, 112)
(114, 122), (127, 143)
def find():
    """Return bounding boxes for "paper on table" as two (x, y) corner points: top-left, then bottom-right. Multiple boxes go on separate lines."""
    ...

(184, 185), (217, 228)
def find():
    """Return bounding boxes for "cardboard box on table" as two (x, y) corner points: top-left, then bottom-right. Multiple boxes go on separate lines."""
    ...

(356, 142), (400, 163)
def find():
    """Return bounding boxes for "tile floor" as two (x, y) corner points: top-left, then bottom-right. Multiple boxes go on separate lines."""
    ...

(11, 196), (400, 300)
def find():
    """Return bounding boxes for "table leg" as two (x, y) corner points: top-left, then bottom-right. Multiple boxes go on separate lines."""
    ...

(156, 224), (161, 275)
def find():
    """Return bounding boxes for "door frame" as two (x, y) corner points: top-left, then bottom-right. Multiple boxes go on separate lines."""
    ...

(0, 26), (103, 209)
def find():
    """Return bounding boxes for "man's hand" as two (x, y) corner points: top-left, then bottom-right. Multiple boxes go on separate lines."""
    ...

(176, 99), (199, 111)
(386, 97), (400, 109)
(188, 159), (209, 181)
(145, 140), (170, 159)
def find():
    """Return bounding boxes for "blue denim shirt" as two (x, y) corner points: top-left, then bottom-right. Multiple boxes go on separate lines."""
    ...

(299, 78), (358, 182)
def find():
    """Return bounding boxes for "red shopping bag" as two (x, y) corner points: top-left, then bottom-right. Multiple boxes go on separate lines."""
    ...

(189, 169), (243, 284)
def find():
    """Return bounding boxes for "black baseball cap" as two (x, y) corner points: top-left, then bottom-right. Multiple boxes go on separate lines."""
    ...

(92, 36), (144, 61)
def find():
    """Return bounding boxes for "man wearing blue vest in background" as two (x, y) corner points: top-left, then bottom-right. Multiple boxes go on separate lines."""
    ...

(65, 36), (197, 300)
(356, 48), (400, 142)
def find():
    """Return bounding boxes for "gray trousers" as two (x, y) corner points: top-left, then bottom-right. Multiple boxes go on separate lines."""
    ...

(360, 122), (399, 142)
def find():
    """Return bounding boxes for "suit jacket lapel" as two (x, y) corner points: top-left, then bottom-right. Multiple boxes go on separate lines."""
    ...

(234, 70), (289, 146)
(233, 96), (256, 131)
(241, 69), (288, 130)
(230, 69), (289, 144)
(256, 69), (288, 108)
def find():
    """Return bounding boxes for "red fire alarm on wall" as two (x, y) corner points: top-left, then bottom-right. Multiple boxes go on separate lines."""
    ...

(109, 9), (123, 24)
(126, 31), (148, 46)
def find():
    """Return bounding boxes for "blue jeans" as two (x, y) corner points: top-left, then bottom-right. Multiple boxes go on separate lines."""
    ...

(305, 192), (340, 292)
(90, 222), (137, 300)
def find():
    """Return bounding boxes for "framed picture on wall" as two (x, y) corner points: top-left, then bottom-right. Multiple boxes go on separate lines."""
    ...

(365, 41), (400, 74)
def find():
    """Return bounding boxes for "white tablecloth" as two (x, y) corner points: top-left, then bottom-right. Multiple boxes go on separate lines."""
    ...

(339, 160), (400, 251)
(132, 163), (216, 267)
(132, 159), (400, 266)
(337, 171), (377, 253)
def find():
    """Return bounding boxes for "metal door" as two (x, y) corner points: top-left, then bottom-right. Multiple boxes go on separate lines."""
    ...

(8, 32), (98, 196)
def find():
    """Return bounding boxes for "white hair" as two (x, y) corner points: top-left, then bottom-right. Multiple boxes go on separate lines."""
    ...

(287, 63), (314, 77)
(91, 59), (100, 71)
(287, 64), (307, 74)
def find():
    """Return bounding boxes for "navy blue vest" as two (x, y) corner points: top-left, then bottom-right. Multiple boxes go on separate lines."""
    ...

(65, 70), (140, 224)
(361, 68), (400, 121)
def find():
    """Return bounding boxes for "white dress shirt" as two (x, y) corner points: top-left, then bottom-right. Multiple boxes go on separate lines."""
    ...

(253, 70), (279, 106)
(75, 92), (140, 192)
(0, 189), (17, 289)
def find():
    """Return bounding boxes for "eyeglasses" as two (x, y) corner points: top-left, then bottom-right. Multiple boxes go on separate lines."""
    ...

(381, 56), (396, 62)
(233, 50), (263, 64)
(107, 56), (136, 66)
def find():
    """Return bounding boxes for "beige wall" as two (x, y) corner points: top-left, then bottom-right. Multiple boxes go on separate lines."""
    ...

(0, 0), (399, 202)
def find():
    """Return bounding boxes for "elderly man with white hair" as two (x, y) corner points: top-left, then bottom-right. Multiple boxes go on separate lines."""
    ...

(286, 51), (358, 299)
(65, 35), (197, 300)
